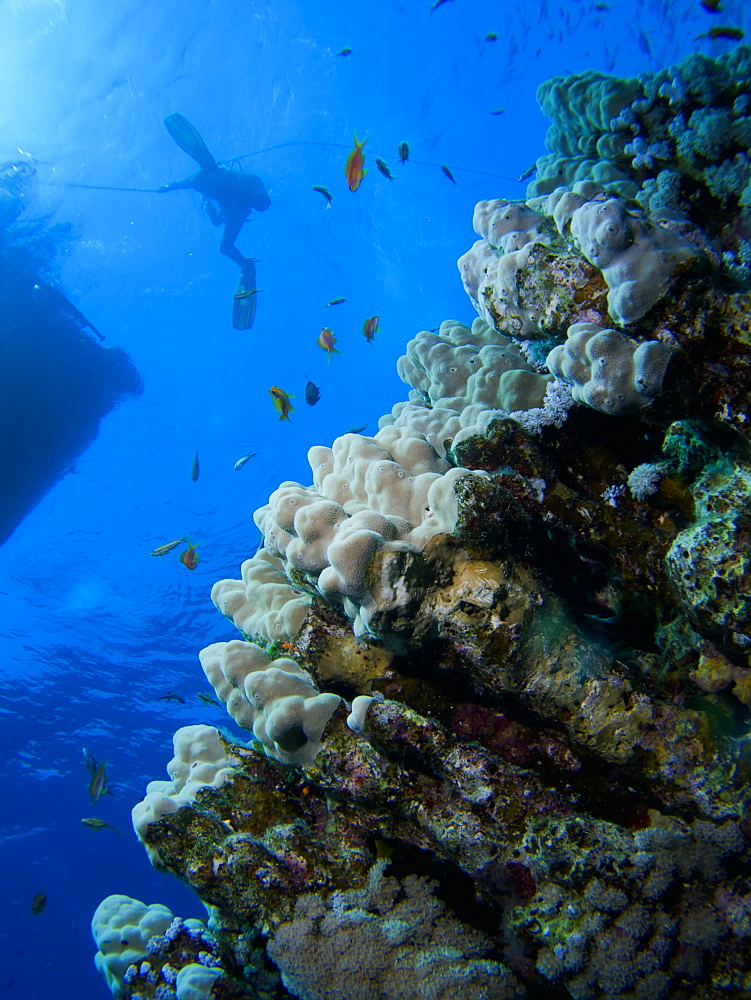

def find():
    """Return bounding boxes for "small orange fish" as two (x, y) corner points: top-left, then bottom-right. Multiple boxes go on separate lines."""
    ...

(31, 892), (47, 915)
(84, 749), (111, 804)
(269, 385), (295, 421)
(179, 543), (200, 570)
(362, 315), (379, 343)
(317, 327), (342, 362)
(345, 133), (368, 191)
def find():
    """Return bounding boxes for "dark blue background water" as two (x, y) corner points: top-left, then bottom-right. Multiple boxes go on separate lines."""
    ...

(0, 1), (746, 996)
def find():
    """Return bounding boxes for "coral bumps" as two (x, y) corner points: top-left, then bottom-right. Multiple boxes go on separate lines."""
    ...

(96, 50), (751, 1000)
(530, 47), (751, 271)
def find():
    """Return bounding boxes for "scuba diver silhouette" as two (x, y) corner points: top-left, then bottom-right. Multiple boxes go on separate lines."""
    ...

(158, 113), (270, 329)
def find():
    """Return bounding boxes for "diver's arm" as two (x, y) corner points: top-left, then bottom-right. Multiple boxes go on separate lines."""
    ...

(157, 171), (201, 193)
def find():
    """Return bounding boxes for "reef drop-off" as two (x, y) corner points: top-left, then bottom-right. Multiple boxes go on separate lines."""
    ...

(94, 50), (751, 1000)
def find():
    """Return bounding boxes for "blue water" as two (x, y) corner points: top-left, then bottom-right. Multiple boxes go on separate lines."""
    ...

(0, 1), (746, 996)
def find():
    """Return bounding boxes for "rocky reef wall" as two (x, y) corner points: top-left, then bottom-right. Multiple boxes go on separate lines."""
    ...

(94, 50), (751, 1000)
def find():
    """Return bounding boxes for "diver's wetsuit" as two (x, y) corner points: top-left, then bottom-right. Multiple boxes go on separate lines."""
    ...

(159, 165), (270, 270)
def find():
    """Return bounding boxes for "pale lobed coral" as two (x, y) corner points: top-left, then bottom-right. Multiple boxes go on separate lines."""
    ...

(92, 898), (231, 1000)
(566, 195), (696, 326)
(211, 547), (312, 643)
(528, 47), (751, 256)
(215, 428), (486, 637)
(461, 185), (696, 337)
(92, 896), (177, 996)
(199, 639), (341, 766)
(175, 963), (222, 1000)
(546, 321), (675, 414)
(395, 317), (550, 413)
(131, 725), (237, 851)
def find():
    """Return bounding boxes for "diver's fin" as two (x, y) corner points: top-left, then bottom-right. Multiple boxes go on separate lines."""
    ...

(232, 260), (258, 330)
(164, 113), (217, 170)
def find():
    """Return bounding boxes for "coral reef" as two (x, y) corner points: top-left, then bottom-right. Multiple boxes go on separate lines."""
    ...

(529, 47), (751, 277)
(546, 321), (674, 413)
(199, 641), (341, 765)
(213, 427), (487, 638)
(91, 895), (250, 1000)
(95, 50), (751, 1000)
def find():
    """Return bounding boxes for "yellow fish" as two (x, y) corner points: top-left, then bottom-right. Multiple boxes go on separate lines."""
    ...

(150, 536), (189, 557)
(269, 385), (294, 421)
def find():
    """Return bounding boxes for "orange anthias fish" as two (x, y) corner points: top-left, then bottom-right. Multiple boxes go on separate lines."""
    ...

(84, 749), (111, 804)
(179, 543), (200, 570)
(345, 133), (368, 191)
(362, 315), (379, 343)
(269, 385), (295, 421)
(317, 327), (342, 362)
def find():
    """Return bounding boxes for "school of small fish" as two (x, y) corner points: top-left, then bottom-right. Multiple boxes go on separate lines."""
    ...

(146, 0), (744, 583)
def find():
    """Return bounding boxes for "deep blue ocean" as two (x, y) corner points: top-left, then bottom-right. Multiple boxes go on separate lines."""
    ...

(0, 1), (747, 997)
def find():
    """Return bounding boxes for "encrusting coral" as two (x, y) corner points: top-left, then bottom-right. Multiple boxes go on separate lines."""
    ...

(95, 49), (751, 1000)
(91, 894), (249, 1000)
(528, 47), (751, 278)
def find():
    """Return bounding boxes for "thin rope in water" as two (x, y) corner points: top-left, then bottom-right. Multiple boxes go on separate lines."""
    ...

(45, 138), (523, 191)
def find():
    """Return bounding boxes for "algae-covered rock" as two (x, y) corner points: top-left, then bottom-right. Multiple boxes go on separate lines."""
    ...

(99, 48), (751, 1000)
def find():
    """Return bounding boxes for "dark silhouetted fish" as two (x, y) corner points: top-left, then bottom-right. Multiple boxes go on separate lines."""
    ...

(305, 376), (321, 406)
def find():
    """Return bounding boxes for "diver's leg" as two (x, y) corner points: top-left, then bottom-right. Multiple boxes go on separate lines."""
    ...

(219, 213), (248, 268)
